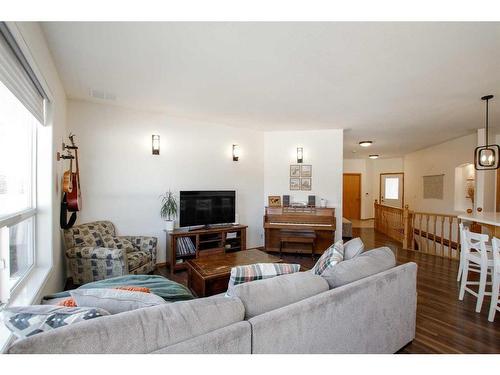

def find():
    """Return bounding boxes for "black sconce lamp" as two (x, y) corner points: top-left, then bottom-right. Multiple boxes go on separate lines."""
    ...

(152, 135), (160, 155)
(297, 147), (303, 163)
(232, 144), (240, 161)
(474, 95), (499, 170)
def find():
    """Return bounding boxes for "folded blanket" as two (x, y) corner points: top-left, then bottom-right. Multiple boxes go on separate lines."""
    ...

(43, 275), (194, 303)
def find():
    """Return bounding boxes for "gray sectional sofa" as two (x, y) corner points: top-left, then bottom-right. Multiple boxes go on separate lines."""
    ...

(7, 247), (417, 354)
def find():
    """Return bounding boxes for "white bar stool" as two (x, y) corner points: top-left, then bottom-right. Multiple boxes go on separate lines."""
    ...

(489, 237), (500, 322)
(459, 230), (494, 313)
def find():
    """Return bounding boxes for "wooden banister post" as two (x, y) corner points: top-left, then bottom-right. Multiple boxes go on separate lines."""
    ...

(403, 204), (409, 249)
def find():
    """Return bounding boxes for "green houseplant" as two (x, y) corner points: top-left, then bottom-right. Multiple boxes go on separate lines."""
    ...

(160, 190), (178, 231)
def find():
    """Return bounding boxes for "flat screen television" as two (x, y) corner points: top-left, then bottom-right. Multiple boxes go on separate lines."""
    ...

(179, 190), (236, 228)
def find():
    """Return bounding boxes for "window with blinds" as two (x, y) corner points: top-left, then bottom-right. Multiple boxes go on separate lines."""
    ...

(0, 22), (48, 304)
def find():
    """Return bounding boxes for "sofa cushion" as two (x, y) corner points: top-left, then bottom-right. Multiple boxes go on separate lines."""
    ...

(230, 271), (329, 319)
(2, 305), (109, 339)
(344, 237), (364, 260)
(321, 247), (396, 289)
(70, 288), (166, 314)
(227, 263), (300, 295)
(127, 250), (152, 271)
(8, 296), (245, 354)
(311, 240), (344, 275)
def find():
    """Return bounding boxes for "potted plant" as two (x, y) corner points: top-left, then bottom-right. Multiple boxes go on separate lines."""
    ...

(160, 190), (178, 231)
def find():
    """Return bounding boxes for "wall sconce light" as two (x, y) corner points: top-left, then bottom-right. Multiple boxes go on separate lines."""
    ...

(474, 95), (499, 170)
(152, 135), (160, 155)
(297, 147), (303, 163)
(232, 144), (240, 161)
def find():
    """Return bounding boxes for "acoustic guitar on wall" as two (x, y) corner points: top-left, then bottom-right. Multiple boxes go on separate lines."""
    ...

(67, 134), (81, 212)
(62, 151), (73, 194)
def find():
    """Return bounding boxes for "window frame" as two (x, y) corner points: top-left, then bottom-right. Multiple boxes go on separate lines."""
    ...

(0, 22), (55, 309)
(0, 75), (39, 302)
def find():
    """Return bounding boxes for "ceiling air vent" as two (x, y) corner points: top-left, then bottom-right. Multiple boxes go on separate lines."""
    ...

(89, 88), (116, 101)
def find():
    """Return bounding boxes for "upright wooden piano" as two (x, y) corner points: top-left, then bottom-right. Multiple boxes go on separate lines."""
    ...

(263, 206), (336, 256)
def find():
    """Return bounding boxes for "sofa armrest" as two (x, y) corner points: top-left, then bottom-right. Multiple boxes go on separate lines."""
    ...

(118, 236), (157, 264)
(66, 246), (126, 260)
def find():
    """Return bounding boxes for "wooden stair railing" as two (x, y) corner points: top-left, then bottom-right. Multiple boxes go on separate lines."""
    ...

(374, 200), (461, 260)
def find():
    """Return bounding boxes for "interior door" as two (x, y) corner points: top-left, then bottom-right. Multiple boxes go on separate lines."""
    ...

(380, 173), (404, 208)
(343, 173), (361, 219)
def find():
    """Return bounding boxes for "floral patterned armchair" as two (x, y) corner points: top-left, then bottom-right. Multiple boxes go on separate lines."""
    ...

(64, 221), (158, 284)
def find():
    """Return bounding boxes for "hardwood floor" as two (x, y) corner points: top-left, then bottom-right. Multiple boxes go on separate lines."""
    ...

(156, 227), (500, 354)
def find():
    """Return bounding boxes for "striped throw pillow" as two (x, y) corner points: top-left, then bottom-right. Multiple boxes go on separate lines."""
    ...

(312, 240), (344, 275)
(226, 263), (300, 296)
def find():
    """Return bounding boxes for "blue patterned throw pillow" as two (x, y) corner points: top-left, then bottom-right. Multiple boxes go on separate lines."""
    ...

(2, 305), (109, 339)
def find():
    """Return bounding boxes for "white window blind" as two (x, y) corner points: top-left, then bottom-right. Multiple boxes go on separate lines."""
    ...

(0, 22), (47, 125)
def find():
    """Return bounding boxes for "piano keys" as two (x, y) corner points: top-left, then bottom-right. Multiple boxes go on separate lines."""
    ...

(264, 206), (336, 256)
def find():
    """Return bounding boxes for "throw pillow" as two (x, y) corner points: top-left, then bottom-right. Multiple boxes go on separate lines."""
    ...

(70, 288), (166, 314)
(343, 237), (364, 260)
(226, 263), (300, 296)
(311, 240), (344, 275)
(2, 305), (109, 339)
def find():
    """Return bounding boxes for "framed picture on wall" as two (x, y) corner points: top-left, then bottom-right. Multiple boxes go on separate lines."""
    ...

(301, 177), (312, 191)
(290, 165), (301, 177)
(301, 164), (312, 177)
(290, 178), (300, 190)
(268, 195), (282, 207)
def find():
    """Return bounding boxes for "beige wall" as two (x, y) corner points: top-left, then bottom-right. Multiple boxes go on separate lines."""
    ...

(68, 99), (265, 262)
(265, 130), (344, 240)
(404, 133), (477, 215)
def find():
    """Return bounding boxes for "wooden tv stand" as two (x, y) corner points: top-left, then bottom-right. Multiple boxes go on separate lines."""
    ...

(166, 225), (247, 272)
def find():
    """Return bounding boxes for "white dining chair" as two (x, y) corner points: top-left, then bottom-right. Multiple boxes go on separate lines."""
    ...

(489, 237), (500, 322)
(459, 230), (494, 313)
(457, 223), (485, 282)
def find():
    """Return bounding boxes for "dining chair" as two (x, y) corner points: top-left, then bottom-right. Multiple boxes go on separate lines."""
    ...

(459, 230), (494, 313)
(489, 237), (500, 322)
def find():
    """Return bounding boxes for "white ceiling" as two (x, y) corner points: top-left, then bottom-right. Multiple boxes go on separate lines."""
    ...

(41, 22), (500, 158)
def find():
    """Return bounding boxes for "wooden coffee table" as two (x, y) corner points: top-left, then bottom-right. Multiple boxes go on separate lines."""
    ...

(186, 249), (282, 297)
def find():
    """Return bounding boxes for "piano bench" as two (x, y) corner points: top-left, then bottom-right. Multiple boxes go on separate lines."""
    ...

(279, 230), (317, 259)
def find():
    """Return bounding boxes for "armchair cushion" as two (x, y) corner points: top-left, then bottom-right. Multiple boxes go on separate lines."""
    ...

(127, 251), (152, 272)
(101, 235), (136, 253)
(66, 246), (125, 261)
(64, 221), (116, 249)
(119, 236), (158, 264)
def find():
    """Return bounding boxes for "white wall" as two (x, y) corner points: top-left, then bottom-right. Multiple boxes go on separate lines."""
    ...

(343, 157), (403, 218)
(404, 133), (477, 215)
(68, 100), (264, 262)
(14, 23), (68, 299)
(264, 130), (343, 240)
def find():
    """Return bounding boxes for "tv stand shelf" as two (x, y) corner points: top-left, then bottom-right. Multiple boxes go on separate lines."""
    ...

(166, 225), (247, 272)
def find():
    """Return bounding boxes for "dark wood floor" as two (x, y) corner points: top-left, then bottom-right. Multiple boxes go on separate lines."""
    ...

(156, 227), (500, 354)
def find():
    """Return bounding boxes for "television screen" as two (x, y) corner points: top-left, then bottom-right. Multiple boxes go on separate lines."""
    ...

(179, 191), (236, 227)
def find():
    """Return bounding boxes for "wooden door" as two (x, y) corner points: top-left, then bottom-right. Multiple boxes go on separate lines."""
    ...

(343, 173), (361, 219)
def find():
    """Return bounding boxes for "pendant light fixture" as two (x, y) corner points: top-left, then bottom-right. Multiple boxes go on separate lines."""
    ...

(474, 95), (499, 170)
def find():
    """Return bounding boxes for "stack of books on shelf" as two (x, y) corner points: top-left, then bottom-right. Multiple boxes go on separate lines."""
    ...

(176, 237), (196, 257)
